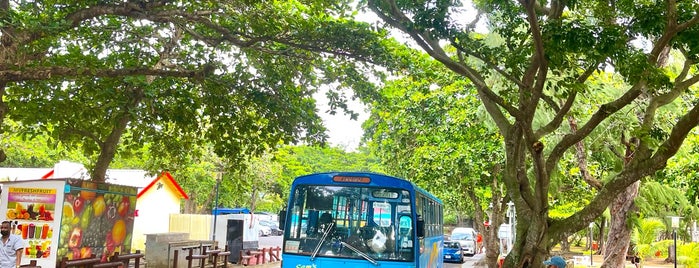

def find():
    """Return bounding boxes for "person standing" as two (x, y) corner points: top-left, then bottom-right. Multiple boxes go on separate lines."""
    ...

(476, 232), (483, 253)
(0, 221), (25, 268)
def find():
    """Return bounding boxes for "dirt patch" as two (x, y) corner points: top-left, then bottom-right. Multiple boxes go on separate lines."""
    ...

(643, 257), (674, 267)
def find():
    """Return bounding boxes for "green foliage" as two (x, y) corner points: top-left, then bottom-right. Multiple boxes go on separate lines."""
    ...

(632, 218), (665, 245)
(0, 0), (398, 182)
(647, 240), (699, 268)
(364, 53), (505, 221)
(677, 242), (699, 268)
(273, 145), (384, 203)
(0, 121), (88, 168)
(657, 133), (699, 206)
(631, 217), (665, 258)
(636, 182), (699, 226)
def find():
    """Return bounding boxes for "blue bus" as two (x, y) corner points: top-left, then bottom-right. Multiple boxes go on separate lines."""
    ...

(279, 172), (444, 268)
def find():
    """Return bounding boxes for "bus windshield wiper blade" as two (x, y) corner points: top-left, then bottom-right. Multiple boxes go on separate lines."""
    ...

(311, 222), (334, 261)
(340, 241), (378, 265)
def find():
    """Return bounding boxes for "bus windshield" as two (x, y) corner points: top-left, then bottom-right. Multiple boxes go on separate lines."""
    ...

(284, 185), (415, 262)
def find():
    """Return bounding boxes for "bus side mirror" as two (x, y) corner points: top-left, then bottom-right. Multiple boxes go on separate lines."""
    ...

(278, 210), (286, 230)
(416, 216), (425, 238)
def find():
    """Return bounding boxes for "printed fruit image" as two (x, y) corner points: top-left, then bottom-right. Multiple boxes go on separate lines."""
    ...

(93, 196), (106, 217)
(80, 182), (97, 201)
(80, 205), (92, 229)
(117, 196), (130, 217)
(107, 205), (117, 220)
(73, 197), (85, 215)
(68, 228), (82, 248)
(80, 247), (92, 258)
(63, 202), (74, 219)
(6, 209), (16, 220)
(111, 219), (126, 245)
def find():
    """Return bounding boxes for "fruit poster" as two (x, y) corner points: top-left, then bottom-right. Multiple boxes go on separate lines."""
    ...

(5, 187), (57, 260)
(0, 179), (64, 267)
(58, 179), (137, 263)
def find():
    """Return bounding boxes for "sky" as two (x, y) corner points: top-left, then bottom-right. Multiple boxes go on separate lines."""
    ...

(314, 90), (369, 151)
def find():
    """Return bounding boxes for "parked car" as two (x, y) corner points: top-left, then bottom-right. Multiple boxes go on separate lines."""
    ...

(451, 227), (477, 256)
(258, 224), (272, 236)
(260, 220), (284, 236)
(443, 241), (465, 263)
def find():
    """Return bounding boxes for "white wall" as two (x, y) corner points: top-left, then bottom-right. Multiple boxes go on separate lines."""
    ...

(131, 181), (181, 251)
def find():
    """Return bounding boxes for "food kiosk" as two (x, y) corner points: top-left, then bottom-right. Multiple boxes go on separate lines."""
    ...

(0, 179), (137, 267)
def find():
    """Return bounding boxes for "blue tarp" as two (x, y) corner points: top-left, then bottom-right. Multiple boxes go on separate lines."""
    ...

(212, 207), (250, 215)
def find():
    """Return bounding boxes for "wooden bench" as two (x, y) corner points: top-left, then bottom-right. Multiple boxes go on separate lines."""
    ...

(109, 250), (144, 267)
(92, 262), (124, 268)
(185, 247), (208, 268)
(173, 245), (230, 268)
(58, 251), (144, 268)
(59, 254), (101, 268)
(267, 246), (281, 262)
(207, 245), (231, 268)
(239, 249), (264, 266)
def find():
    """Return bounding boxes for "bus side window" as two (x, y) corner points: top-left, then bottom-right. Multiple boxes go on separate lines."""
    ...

(416, 215), (425, 238)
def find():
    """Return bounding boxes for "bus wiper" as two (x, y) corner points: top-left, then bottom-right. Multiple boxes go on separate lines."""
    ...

(311, 222), (334, 261)
(340, 241), (378, 266)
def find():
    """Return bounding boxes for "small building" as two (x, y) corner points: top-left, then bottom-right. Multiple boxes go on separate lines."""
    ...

(131, 171), (189, 251)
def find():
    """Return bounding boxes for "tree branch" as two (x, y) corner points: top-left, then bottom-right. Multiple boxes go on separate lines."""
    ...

(449, 41), (526, 89)
(649, 104), (699, 165)
(0, 66), (210, 82)
(535, 64), (597, 138)
(518, 0), (548, 92)
(546, 83), (644, 174)
(535, 90), (577, 139)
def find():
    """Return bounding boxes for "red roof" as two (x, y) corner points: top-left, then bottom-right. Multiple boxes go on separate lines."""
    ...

(137, 171), (189, 199)
(41, 170), (54, 179)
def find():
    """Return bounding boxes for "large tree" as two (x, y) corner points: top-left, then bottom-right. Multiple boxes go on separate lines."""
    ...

(364, 53), (509, 267)
(0, 0), (390, 182)
(364, 0), (699, 267)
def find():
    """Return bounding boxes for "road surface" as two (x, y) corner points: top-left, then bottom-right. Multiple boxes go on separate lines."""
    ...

(258, 235), (487, 267)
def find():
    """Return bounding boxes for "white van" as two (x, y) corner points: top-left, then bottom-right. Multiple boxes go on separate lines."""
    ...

(450, 227), (477, 256)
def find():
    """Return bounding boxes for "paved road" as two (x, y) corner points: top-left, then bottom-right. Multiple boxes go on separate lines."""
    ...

(257, 235), (487, 267)
(445, 252), (486, 268)
(259, 234), (283, 248)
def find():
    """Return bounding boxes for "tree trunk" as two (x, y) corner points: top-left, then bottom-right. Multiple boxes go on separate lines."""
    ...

(249, 186), (258, 212)
(560, 235), (571, 253)
(91, 87), (144, 182)
(474, 194), (505, 268)
(198, 184), (219, 214)
(465, 166), (506, 268)
(597, 219), (606, 254)
(601, 180), (640, 268)
(184, 191), (196, 213)
(502, 213), (550, 268)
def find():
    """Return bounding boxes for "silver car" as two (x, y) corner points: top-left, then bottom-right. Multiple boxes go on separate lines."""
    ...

(451, 228), (477, 256)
